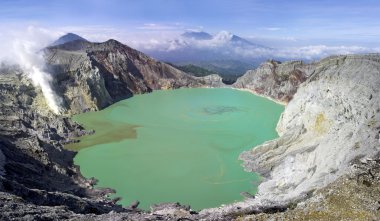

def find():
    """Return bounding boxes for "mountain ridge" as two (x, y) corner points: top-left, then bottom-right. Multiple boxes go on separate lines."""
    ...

(50, 33), (88, 46)
(45, 37), (210, 114)
(141, 30), (270, 77)
(181, 31), (213, 40)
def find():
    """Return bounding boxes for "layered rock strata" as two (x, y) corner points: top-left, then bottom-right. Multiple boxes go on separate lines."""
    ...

(233, 60), (313, 103)
(196, 54), (380, 219)
(0, 69), (132, 218)
(45, 39), (206, 114)
(240, 54), (380, 203)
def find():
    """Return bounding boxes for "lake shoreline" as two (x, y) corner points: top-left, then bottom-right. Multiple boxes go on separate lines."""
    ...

(69, 88), (284, 210)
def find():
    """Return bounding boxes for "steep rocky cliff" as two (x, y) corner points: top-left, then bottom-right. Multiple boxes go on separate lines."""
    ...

(45, 39), (205, 114)
(0, 67), (134, 219)
(204, 54), (380, 220)
(233, 60), (314, 103)
(240, 54), (380, 201)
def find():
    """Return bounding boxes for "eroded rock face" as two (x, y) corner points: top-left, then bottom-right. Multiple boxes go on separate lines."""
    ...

(199, 74), (226, 88)
(240, 54), (380, 204)
(45, 39), (206, 114)
(233, 60), (314, 103)
(238, 159), (380, 220)
(0, 69), (137, 217)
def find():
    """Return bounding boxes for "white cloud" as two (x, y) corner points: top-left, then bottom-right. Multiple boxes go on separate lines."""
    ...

(55, 25), (124, 42)
(52, 24), (184, 49)
(233, 44), (377, 60)
(136, 23), (185, 31)
(185, 26), (204, 32)
(264, 27), (282, 31)
(137, 30), (242, 51)
(130, 31), (379, 60)
(279, 45), (374, 60)
(0, 25), (63, 114)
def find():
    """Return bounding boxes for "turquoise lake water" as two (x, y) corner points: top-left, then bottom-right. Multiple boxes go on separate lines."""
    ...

(67, 88), (284, 210)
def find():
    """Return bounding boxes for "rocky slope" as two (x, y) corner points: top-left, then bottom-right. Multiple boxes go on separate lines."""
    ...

(0, 66), (135, 219)
(207, 54), (380, 219)
(229, 157), (380, 221)
(233, 60), (313, 103)
(45, 39), (206, 114)
(240, 54), (380, 202)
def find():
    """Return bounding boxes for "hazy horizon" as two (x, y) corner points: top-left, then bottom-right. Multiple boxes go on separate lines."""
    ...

(1, 0), (380, 60)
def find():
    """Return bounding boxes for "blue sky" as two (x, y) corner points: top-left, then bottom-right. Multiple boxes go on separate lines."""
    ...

(1, 0), (380, 47)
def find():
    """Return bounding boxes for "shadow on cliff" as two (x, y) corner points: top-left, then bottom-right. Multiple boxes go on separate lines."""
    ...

(0, 137), (125, 214)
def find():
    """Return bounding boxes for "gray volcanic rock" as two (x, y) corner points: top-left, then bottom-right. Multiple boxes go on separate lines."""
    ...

(240, 54), (380, 204)
(234, 159), (380, 220)
(45, 39), (205, 114)
(51, 33), (88, 46)
(197, 54), (380, 219)
(199, 74), (226, 88)
(233, 60), (314, 103)
(0, 70), (133, 217)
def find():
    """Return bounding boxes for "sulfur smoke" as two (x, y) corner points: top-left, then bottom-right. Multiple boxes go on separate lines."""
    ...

(0, 26), (63, 114)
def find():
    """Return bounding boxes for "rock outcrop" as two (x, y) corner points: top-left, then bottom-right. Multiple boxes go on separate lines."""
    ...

(239, 54), (380, 204)
(233, 60), (313, 103)
(45, 39), (205, 114)
(194, 54), (380, 219)
(237, 159), (380, 220)
(200, 74), (226, 88)
(0, 68), (136, 217)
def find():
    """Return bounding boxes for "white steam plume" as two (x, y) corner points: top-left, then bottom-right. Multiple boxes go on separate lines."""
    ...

(0, 26), (63, 114)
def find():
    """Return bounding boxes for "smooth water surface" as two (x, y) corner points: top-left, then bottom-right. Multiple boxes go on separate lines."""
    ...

(68, 88), (284, 210)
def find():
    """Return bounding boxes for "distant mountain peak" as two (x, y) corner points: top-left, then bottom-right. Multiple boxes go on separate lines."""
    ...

(104, 39), (122, 45)
(231, 34), (254, 45)
(100, 39), (133, 51)
(214, 31), (234, 42)
(180, 30), (262, 47)
(139, 29), (271, 76)
(48, 38), (137, 53)
(181, 31), (213, 40)
(51, 33), (88, 46)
